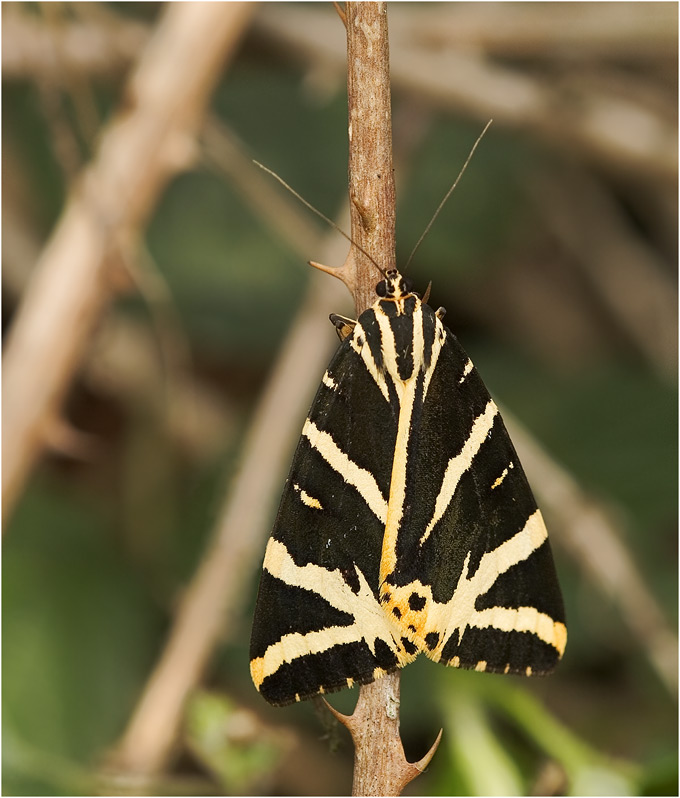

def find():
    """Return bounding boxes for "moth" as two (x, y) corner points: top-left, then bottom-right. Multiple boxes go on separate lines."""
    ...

(250, 267), (566, 706)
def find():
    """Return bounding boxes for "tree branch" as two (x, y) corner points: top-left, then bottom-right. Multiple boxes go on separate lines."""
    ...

(256, 4), (677, 180)
(345, 2), (396, 313)
(2, 2), (253, 522)
(313, 4), (440, 794)
(2, 4), (149, 80)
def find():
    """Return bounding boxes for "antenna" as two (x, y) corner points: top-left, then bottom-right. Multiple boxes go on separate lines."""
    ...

(404, 119), (493, 272)
(253, 161), (386, 278)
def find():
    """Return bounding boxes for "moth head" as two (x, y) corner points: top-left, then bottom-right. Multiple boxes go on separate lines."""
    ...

(376, 270), (414, 300)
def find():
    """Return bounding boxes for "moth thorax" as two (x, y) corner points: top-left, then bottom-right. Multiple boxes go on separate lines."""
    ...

(376, 269), (414, 300)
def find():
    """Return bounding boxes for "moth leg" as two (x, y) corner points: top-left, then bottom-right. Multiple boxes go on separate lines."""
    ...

(435, 306), (446, 321)
(329, 313), (357, 342)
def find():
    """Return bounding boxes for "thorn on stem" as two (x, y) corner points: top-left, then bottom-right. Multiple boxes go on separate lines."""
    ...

(413, 728), (443, 774)
(323, 694), (443, 792)
(309, 257), (357, 295)
(333, 2), (348, 28)
(322, 697), (352, 727)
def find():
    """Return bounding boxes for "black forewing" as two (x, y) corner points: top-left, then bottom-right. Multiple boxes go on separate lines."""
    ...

(250, 324), (404, 705)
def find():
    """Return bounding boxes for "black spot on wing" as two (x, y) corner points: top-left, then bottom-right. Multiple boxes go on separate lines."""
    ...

(341, 566), (362, 595)
(408, 592), (426, 611)
(373, 638), (400, 668)
(401, 637), (418, 656)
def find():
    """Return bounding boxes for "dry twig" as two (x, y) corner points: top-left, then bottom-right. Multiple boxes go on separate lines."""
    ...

(255, 4), (677, 180)
(2, 166), (236, 465)
(2, 2), (254, 521)
(310, 4), (440, 794)
(396, 3), (677, 60)
(2, 3), (149, 79)
(5, 4), (675, 179)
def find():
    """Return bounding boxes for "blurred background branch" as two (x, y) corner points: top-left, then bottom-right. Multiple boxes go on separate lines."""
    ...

(2, 2), (254, 520)
(110, 178), (351, 776)
(255, 3), (677, 179)
(505, 409), (678, 697)
(3, 4), (149, 81)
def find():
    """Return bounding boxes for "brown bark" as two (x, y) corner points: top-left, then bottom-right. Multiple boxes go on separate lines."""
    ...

(314, 4), (441, 795)
(345, 2), (397, 314)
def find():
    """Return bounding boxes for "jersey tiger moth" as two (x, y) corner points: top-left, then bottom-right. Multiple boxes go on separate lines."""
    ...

(250, 268), (566, 706)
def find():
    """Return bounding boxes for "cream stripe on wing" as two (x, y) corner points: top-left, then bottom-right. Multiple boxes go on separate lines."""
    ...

(458, 358), (473, 384)
(423, 315), (446, 399)
(251, 625), (368, 689)
(293, 483), (323, 510)
(471, 606), (567, 654)
(374, 309), (402, 397)
(458, 509), (548, 601)
(350, 320), (390, 402)
(250, 539), (409, 688)
(322, 372), (338, 391)
(411, 302), (425, 382)
(374, 303), (425, 583)
(302, 418), (387, 523)
(427, 510), (566, 655)
(379, 375), (418, 583)
(419, 400), (498, 545)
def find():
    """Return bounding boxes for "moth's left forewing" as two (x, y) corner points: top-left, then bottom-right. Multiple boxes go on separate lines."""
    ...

(381, 304), (566, 675)
(250, 326), (414, 706)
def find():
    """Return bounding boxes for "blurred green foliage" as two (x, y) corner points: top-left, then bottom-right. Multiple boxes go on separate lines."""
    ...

(4, 477), (164, 794)
(3, 3), (677, 796)
(185, 690), (287, 794)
